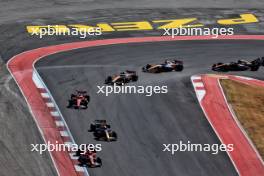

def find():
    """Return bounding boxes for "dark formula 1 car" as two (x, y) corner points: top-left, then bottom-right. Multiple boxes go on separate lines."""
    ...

(78, 151), (102, 168)
(93, 129), (118, 141)
(89, 120), (111, 132)
(142, 60), (184, 73)
(88, 120), (117, 141)
(212, 57), (264, 72)
(105, 70), (138, 85)
(67, 90), (90, 109)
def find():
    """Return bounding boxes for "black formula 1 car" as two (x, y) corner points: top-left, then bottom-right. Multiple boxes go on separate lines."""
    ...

(67, 90), (90, 109)
(142, 60), (184, 73)
(78, 151), (102, 168)
(88, 120), (117, 141)
(212, 57), (264, 72)
(93, 128), (118, 141)
(105, 70), (138, 85)
(89, 120), (111, 132)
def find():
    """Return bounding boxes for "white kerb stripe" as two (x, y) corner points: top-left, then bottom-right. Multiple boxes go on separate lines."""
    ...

(193, 82), (204, 87)
(197, 90), (206, 102)
(46, 102), (55, 107)
(41, 93), (50, 98)
(32, 71), (45, 88)
(74, 165), (85, 172)
(69, 153), (79, 160)
(50, 111), (60, 117)
(191, 75), (201, 80)
(60, 131), (69, 137)
(55, 121), (64, 127)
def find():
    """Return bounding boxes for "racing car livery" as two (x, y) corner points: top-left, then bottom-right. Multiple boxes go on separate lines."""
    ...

(93, 129), (118, 141)
(78, 150), (102, 168)
(105, 70), (138, 85)
(142, 60), (184, 73)
(89, 120), (111, 132)
(67, 90), (90, 109)
(88, 120), (118, 142)
(212, 57), (264, 72)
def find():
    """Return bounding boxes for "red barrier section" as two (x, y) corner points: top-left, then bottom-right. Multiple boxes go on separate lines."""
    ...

(7, 35), (264, 176)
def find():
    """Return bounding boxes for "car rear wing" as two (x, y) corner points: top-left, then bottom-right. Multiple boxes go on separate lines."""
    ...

(173, 60), (183, 64)
(95, 120), (107, 123)
(76, 90), (87, 94)
(126, 70), (136, 74)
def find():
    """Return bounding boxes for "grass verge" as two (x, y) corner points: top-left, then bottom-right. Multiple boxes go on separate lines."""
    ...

(220, 79), (264, 159)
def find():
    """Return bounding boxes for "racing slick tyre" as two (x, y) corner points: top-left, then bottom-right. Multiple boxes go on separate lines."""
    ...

(212, 65), (219, 71)
(105, 76), (112, 84)
(145, 64), (151, 69)
(96, 157), (102, 167)
(131, 75), (138, 82)
(250, 65), (260, 71)
(174, 65), (183, 71)
(261, 57), (264, 66)
(112, 131), (118, 140)
(78, 155), (88, 166)
(70, 94), (76, 99)
(67, 100), (74, 108)
(75, 149), (84, 157)
(89, 124), (96, 132)
(142, 64), (151, 72)
(85, 95), (90, 102)
(81, 100), (88, 109)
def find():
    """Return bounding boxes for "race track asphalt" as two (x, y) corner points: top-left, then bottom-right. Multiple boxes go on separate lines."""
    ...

(35, 40), (264, 176)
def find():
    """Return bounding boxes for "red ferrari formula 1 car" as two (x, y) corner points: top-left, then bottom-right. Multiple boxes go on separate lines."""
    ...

(78, 150), (102, 168)
(142, 60), (184, 73)
(67, 90), (90, 109)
